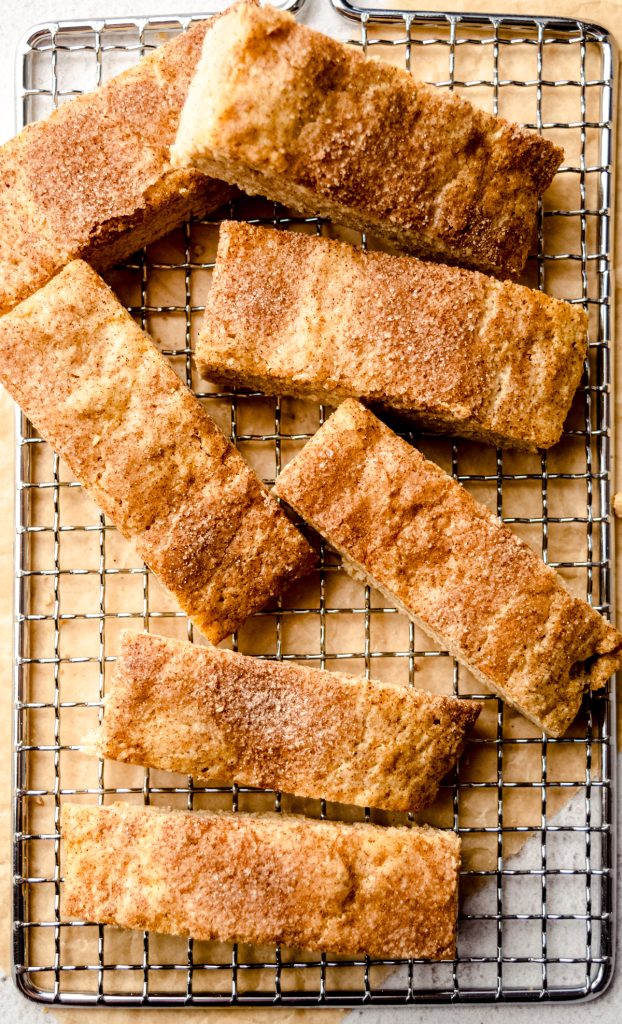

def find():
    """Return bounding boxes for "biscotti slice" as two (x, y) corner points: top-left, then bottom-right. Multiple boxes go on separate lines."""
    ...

(273, 400), (622, 737)
(62, 803), (460, 959)
(95, 630), (481, 813)
(171, 2), (563, 277)
(0, 260), (314, 642)
(0, 17), (232, 313)
(197, 222), (587, 450)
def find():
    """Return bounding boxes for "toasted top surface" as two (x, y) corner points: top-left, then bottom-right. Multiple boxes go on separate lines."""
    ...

(274, 401), (622, 736)
(0, 260), (314, 642)
(62, 802), (460, 958)
(198, 222), (587, 449)
(0, 18), (230, 312)
(98, 630), (480, 812)
(172, 2), (563, 275)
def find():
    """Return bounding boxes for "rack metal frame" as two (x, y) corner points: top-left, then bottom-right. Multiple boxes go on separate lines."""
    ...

(11, 0), (618, 1007)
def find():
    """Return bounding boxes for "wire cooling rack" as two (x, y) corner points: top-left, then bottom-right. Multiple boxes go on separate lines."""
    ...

(11, 0), (617, 1008)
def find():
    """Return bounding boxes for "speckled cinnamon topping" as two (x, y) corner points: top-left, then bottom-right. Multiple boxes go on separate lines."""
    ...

(0, 260), (315, 642)
(0, 17), (232, 313)
(61, 802), (460, 959)
(172, 2), (563, 277)
(198, 222), (587, 450)
(96, 631), (481, 813)
(273, 401), (622, 737)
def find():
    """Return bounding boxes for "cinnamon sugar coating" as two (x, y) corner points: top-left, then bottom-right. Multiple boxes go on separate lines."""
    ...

(61, 802), (460, 959)
(273, 401), (622, 737)
(172, 2), (563, 277)
(0, 18), (232, 313)
(0, 261), (315, 642)
(198, 222), (587, 450)
(96, 630), (481, 813)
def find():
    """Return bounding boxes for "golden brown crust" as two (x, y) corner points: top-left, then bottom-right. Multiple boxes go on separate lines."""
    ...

(0, 18), (232, 313)
(172, 3), (563, 277)
(97, 630), (481, 813)
(0, 261), (315, 642)
(198, 222), (587, 450)
(61, 802), (460, 959)
(273, 401), (622, 737)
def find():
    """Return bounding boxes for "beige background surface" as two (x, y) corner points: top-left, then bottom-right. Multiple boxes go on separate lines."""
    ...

(2, 0), (622, 1021)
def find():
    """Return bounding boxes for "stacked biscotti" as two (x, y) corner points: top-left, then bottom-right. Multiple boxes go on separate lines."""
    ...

(1, 0), (618, 967)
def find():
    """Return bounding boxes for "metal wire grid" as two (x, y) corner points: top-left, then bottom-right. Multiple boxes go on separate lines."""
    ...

(11, 0), (616, 1008)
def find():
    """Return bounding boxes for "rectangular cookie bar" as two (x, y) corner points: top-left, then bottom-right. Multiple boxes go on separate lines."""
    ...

(273, 400), (622, 737)
(197, 222), (587, 450)
(61, 802), (460, 959)
(171, 2), (563, 277)
(0, 17), (232, 313)
(95, 630), (481, 813)
(0, 260), (314, 642)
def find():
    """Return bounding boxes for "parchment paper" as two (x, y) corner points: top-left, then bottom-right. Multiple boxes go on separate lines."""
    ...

(1, 0), (622, 1019)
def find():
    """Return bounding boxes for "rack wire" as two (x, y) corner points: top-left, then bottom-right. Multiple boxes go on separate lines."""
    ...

(12, 0), (617, 1008)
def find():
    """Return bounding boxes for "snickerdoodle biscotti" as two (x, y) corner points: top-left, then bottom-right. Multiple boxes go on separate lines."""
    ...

(96, 630), (481, 813)
(62, 803), (460, 959)
(0, 260), (314, 642)
(172, 2), (562, 276)
(0, 17), (232, 313)
(198, 222), (587, 450)
(273, 400), (622, 737)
